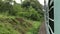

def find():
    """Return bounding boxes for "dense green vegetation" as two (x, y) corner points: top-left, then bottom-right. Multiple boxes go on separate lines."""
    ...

(0, 0), (44, 34)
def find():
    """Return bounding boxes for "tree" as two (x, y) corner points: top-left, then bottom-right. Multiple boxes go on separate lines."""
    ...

(22, 0), (44, 14)
(0, 0), (16, 15)
(21, 0), (44, 21)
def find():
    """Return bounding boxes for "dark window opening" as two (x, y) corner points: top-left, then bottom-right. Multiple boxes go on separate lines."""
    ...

(49, 28), (52, 34)
(49, 20), (54, 32)
(49, 8), (54, 19)
(49, 2), (54, 9)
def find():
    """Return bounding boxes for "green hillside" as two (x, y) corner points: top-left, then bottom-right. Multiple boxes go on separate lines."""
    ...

(0, 0), (44, 34)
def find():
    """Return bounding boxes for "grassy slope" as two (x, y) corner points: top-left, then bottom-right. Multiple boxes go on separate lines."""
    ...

(0, 22), (20, 34)
(0, 15), (42, 34)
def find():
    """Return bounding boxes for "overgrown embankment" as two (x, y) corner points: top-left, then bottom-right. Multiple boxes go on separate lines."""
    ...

(0, 15), (42, 34)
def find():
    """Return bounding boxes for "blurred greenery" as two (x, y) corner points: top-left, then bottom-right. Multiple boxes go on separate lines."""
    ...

(0, 22), (20, 34)
(0, 0), (44, 34)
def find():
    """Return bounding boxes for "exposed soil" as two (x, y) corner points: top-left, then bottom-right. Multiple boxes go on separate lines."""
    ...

(38, 22), (46, 34)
